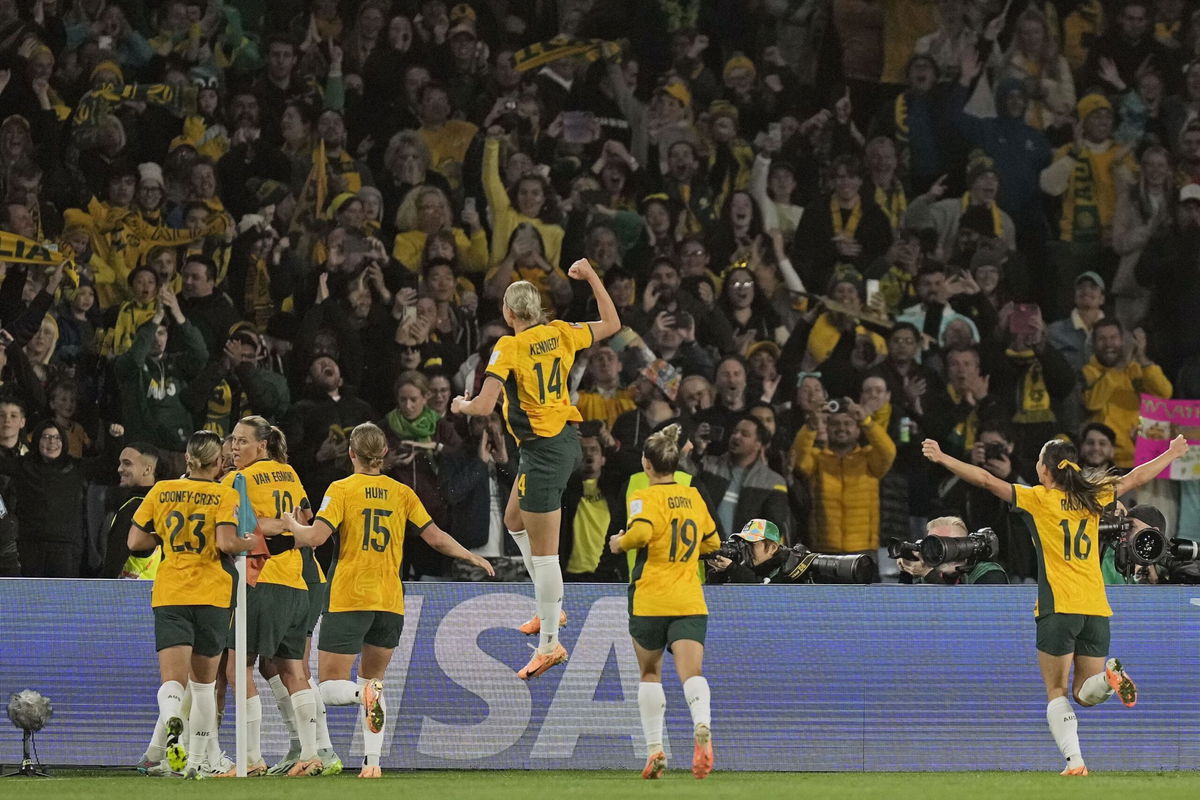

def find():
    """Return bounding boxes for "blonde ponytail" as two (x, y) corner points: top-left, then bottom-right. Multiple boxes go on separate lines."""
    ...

(643, 423), (682, 475)
(503, 281), (548, 326)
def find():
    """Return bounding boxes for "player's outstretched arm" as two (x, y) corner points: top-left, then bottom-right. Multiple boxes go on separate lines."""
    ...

(452, 376), (502, 417)
(569, 258), (621, 340)
(280, 512), (335, 549)
(1118, 434), (1190, 495)
(921, 438), (1012, 502)
(420, 523), (496, 576)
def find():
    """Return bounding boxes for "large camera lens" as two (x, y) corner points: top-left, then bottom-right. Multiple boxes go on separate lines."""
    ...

(920, 529), (998, 566)
(1130, 528), (1166, 565)
(1169, 538), (1200, 561)
(807, 553), (875, 584)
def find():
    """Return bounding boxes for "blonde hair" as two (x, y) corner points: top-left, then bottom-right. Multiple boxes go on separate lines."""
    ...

(185, 430), (224, 474)
(503, 281), (547, 325)
(643, 424), (682, 475)
(237, 415), (288, 463)
(394, 185), (450, 233)
(350, 422), (388, 469)
(926, 516), (969, 535)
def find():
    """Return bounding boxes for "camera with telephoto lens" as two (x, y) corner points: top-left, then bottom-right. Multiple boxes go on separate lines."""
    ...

(776, 544), (874, 584)
(1098, 512), (1199, 580)
(823, 397), (854, 415)
(887, 527), (1000, 567)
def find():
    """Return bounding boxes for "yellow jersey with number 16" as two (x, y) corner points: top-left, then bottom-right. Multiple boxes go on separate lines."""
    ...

(1012, 484), (1113, 617)
(485, 319), (594, 445)
(131, 477), (239, 608)
(317, 473), (432, 614)
(624, 482), (721, 617)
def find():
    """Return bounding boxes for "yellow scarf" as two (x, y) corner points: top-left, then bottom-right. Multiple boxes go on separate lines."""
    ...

(831, 195), (863, 239)
(244, 256), (273, 330)
(1005, 348), (1055, 423)
(894, 94), (909, 144)
(946, 384), (979, 450)
(875, 183), (907, 230)
(961, 193), (1003, 237)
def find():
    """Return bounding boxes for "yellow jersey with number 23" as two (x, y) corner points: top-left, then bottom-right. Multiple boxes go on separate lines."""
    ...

(485, 319), (594, 445)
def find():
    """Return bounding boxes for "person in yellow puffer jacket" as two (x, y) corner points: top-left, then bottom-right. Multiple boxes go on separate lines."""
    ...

(1082, 319), (1172, 468)
(791, 399), (896, 555)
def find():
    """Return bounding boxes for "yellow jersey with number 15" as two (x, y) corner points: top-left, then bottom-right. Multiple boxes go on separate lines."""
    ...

(317, 473), (432, 614)
(1011, 484), (1113, 617)
(131, 477), (239, 608)
(222, 459), (310, 591)
(624, 482), (721, 617)
(485, 319), (594, 445)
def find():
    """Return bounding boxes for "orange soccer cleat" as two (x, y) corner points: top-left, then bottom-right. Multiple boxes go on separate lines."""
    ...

(517, 643), (568, 679)
(692, 724), (714, 779)
(359, 764), (382, 778)
(361, 679), (385, 733)
(287, 757), (323, 777)
(641, 751), (667, 779)
(518, 610), (568, 635)
(1060, 765), (1089, 776)
(1105, 658), (1138, 708)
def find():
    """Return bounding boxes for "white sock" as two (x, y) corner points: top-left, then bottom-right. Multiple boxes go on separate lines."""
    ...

(508, 529), (535, 580)
(179, 684), (192, 744)
(358, 677), (384, 763)
(638, 682), (666, 757)
(154, 680), (185, 757)
(683, 676), (711, 729)
(531, 554), (563, 653)
(246, 694), (263, 764)
(320, 679), (361, 706)
(310, 677), (333, 751)
(186, 681), (216, 771)
(291, 688), (319, 760)
(145, 718), (167, 762)
(1046, 696), (1084, 767)
(268, 674), (300, 752)
(1077, 671), (1114, 706)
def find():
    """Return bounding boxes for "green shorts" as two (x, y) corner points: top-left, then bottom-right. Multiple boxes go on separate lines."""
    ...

(318, 610), (404, 655)
(1036, 613), (1111, 657)
(154, 604), (231, 658)
(225, 582), (309, 660)
(517, 426), (581, 513)
(629, 614), (707, 652)
(305, 580), (328, 636)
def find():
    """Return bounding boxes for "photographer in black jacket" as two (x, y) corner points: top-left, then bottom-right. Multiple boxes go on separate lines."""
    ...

(895, 515), (1009, 585)
(705, 519), (786, 584)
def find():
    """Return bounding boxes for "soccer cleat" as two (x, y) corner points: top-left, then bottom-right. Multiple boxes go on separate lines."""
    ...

(184, 768), (199, 781)
(246, 759), (269, 777)
(359, 764), (382, 778)
(164, 717), (187, 772)
(517, 643), (568, 679)
(692, 724), (714, 779)
(518, 610), (568, 635)
(641, 751), (667, 780)
(137, 758), (176, 777)
(267, 756), (298, 776)
(207, 752), (235, 775)
(318, 750), (343, 776)
(1105, 658), (1138, 708)
(362, 679), (385, 734)
(287, 757), (323, 777)
(1060, 765), (1089, 776)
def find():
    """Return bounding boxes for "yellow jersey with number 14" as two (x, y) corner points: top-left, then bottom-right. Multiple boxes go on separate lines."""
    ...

(317, 473), (432, 614)
(624, 482), (721, 617)
(485, 319), (594, 445)
(222, 459), (310, 591)
(131, 477), (239, 608)
(1012, 484), (1113, 617)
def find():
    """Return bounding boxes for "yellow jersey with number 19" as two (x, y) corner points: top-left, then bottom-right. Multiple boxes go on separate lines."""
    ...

(485, 319), (595, 445)
(316, 473), (432, 614)
(131, 477), (239, 608)
(623, 482), (721, 617)
(1011, 484), (1113, 617)
(222, 459), (310, 591)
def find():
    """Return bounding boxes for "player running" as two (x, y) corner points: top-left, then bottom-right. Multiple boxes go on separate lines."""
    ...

(923, 433), (1190, 776)
(130, 431), (252, 779)
(608, 425), (720, 780)
(278, 422), (494, 777)
(222, 415), (322, 777)
(452, 259), (620, 680)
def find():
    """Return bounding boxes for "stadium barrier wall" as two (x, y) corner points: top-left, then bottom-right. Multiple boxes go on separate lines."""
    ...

(1, 580), (1198, 772)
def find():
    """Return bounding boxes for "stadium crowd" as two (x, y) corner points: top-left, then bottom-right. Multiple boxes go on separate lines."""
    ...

(0, 0), (1198, 583)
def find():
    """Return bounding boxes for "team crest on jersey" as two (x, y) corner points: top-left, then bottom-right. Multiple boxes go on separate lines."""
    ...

(629, 499), (643, 515)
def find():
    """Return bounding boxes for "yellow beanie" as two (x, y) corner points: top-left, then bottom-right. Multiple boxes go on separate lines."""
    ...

(90, 59), (125, 86)
(723, 54), (756, 81)
(1076, 93), (1113, 121)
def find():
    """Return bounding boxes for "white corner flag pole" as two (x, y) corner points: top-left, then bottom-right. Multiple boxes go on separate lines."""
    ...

(235, 554), (247, 777)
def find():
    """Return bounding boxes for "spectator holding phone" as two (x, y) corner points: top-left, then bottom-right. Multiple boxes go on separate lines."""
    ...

(647, 308), (715, 379)
(484, 223), (573, 318)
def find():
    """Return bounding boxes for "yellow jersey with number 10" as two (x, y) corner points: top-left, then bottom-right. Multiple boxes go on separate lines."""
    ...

(1012, 484), (1113, 617)
(485, 319), (594, 445)
(316, 473), (432, 614)
(222, 459), (310, 590)
(624, 482), (721, 617)
(131, 477), (239, 608)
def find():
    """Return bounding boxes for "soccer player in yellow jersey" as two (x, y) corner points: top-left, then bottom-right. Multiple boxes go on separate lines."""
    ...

(452, 259), (621, 679)
(221, 415), (322, 777)
(278, 423), (494, 777)
(923, 433), (1190, 776)
(128, 431), (253, 779)
(608, 425), (720, 780)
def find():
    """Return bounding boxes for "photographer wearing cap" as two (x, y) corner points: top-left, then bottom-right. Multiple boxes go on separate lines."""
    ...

(895, 516), (1008, 584)
(705, 519), (786, 584)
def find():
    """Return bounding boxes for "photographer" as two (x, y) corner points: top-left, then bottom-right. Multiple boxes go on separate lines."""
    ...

(705, 519), (787, 584)
(896, 516), (1008, 585)
(1101, 503), (1200, 585)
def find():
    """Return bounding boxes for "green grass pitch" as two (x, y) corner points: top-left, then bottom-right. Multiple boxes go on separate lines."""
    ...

(2, 769), (1199, 799)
